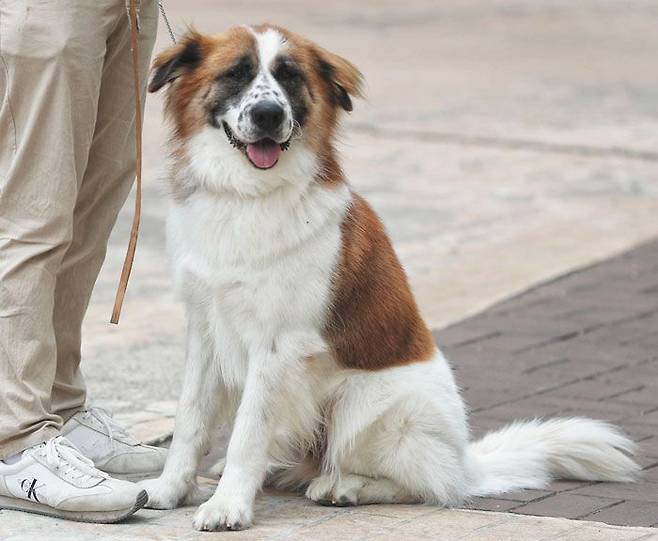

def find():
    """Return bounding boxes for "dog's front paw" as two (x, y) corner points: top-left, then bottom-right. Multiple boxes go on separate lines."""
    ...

(192, 493), (253, 531)
(139, 477), (188, 510)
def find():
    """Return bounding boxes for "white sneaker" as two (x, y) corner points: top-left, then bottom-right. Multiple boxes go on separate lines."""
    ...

(0, 436), (147, 523)
(62, 407), (167, 478)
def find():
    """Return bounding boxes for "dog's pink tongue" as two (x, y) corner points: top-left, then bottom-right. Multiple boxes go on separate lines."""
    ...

(246, 141), (281, 169)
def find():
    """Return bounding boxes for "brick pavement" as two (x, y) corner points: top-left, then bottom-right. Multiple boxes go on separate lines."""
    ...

(435, 239), (658, 527)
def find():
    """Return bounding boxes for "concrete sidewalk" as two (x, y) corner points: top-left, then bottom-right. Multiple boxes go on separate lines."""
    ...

(0, 505), (654, 541)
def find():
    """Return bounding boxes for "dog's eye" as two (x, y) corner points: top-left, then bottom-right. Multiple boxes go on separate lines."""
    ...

(274, 62), (303, 82)
(221, 58), (253, 80)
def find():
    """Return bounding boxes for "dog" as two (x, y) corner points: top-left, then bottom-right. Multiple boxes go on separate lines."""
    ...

(140, 24), (639, 531)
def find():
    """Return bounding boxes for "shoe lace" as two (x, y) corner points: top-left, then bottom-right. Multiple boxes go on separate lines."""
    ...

(83, 406), (132, 450)
(41, 436), (108, 483)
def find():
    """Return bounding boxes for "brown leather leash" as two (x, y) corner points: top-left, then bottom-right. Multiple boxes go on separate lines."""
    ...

(110, 0), (142, 324)
(111, 0), (175, 324)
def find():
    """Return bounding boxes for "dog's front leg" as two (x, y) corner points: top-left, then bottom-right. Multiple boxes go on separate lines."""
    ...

(141, 309), (219, 508)
(192, 338), (298, 531)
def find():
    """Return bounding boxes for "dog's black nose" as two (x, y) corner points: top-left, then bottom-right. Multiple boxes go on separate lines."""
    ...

(251, 101), (284, 133)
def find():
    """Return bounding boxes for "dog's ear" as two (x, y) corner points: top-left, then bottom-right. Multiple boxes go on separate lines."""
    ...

(315, 48), (363, 112)
(148, 33), (204, 93)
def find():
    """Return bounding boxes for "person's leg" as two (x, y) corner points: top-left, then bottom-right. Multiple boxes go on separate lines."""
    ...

(49, 2), (167, 477)
(50, 0), (158, 420)
(0, 0), (118, 459)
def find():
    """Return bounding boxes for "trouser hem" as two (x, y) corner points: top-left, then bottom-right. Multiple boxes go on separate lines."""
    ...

(0, 425), (60, 460)
(56, 405), (86, 424)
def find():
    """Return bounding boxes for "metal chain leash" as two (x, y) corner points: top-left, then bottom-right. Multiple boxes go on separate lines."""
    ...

(158, 0), (177, 44)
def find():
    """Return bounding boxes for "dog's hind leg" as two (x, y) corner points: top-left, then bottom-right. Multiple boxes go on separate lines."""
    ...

(312, 356), (471, 507)
(306, 473), (417, 506)
(306, 413), (467, 508)
(364, 400), (470, 506)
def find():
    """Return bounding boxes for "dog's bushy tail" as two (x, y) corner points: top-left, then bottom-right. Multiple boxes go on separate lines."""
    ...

(466, 418), (639, 497)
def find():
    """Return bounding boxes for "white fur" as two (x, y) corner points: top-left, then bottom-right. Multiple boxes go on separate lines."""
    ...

(467, 417), (638, 496)
(183, 125), (317, 198)
(142, 30), (639, 532)
(225, 27), (293, 145)
(251, 27), (285, 68)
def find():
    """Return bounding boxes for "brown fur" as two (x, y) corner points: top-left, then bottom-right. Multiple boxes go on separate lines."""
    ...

(324, 194), (435, 370)
(272, 26), (363, 186)
(152, 28), (258, 140)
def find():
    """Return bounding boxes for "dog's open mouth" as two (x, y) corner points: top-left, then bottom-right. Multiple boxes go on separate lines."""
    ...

(223, 122), (290, 170)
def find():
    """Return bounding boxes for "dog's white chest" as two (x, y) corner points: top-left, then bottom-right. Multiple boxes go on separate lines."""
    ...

(167, 183), (350, 373)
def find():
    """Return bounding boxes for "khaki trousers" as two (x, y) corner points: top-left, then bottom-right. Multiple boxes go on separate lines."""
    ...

(0, 0), (157, 459)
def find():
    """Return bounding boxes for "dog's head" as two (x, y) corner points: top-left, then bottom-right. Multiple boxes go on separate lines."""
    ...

(149, 25), (362, 195)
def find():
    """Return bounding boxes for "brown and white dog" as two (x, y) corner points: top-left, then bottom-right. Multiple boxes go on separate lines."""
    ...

(141, 25), (638, 531)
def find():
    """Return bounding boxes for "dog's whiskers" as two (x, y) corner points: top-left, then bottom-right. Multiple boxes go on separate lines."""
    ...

(291, 120), (304, 141)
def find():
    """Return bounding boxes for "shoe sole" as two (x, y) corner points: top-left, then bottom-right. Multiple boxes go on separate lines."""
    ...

(111, 470), (163, 482)
(0, 489), (148, 524)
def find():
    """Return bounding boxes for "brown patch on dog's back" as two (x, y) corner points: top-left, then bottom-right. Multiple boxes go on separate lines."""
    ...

(324, 194), (435, 370)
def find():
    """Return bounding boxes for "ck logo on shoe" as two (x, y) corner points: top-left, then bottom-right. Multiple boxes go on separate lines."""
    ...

(20, 478), (44, 502)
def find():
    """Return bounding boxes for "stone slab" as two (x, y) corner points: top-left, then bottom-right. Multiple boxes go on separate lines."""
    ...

(0, 506), (654, 541)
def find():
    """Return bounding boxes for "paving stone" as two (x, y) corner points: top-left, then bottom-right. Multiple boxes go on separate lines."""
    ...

(468, 416), (512, 439)
(464, 497), (523, 512)
(481, 397), (566, 421)
(388, 509), (510, 539)
(547, 480), (595, 493)
(511, 493), (623, 520)
(637, 456), (658, 471)
(611, 386), (658, 407)
(489, 489), (554, 503)
(463, 385), (532, 408)
(467, 314), (582, 337)
(571, 482), (658, 503)
(553, 380), (646, 401)
(455, 513), (576, 541)
(433, 327), (500, 348)
(625, 408), (658, 427)
(584, 501), (658, 528)
(542, 525), (658, 541)
(628, 433), (658, 453)
(642, 465), (658, 483)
